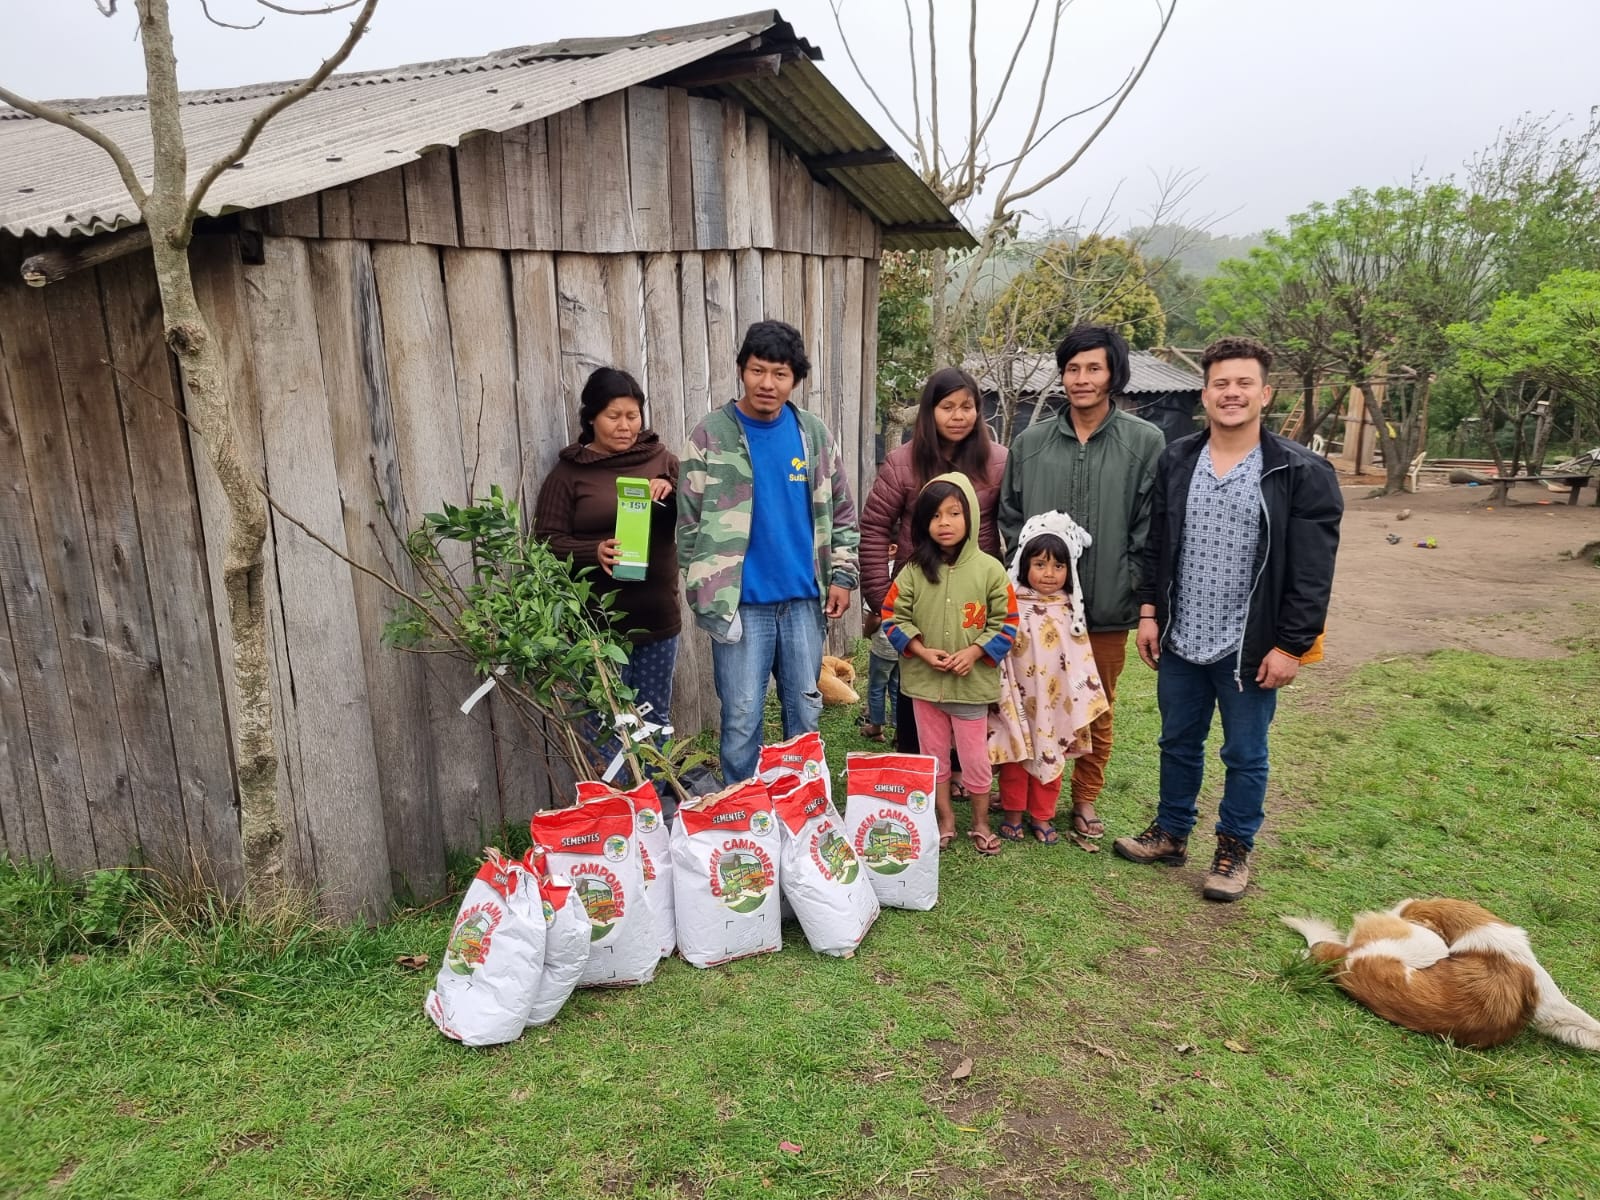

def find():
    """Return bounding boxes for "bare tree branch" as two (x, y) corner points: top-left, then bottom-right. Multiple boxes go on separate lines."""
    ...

(827, 0), (920, 156)
(0, 85), (149, 207)
(965, 0), (978, 198)
(181, 0), (378, 230)
(254, 0), (365, 11)
(926, 0), (941, 182)
(201, 0), (265, 29)
(902, 0), (926, 169)
(972, 0), (1045, 163)
(984, 73), (1129, 175)
(1008, 0), (1178, 205)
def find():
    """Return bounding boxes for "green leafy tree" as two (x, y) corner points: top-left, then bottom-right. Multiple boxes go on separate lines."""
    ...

(875, 250), (936, 447)
(984, 234), (1166, 351)
(1447, 269), (1600, 472)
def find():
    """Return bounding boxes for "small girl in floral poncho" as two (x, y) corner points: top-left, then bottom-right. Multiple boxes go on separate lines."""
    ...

(988, 511), (1110, 849)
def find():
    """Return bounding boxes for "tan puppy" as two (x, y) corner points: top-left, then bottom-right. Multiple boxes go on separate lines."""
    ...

(1282, 898), (1600, 1050)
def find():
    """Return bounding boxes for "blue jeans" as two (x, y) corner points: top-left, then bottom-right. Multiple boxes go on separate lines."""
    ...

(865, 654), (900, 726)
(711, 601), (825, 783)
(1155, 651), (1278, 850)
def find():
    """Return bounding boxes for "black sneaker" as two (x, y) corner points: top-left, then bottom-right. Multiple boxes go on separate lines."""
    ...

(1202, 833), (1251, 902)
(1112, 820), (1189, 866)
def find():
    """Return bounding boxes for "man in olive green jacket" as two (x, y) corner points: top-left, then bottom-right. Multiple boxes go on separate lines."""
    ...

(997, 324), (1164, 842)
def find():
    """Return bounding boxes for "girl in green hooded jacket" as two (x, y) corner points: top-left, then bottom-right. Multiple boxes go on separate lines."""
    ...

(881, 472), (1019, 854)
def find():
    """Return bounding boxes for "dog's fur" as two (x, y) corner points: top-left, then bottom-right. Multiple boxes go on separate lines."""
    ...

(1281, 898), (1600, 1050)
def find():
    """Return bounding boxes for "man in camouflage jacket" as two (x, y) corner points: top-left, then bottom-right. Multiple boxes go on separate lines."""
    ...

(679, 320), (860, 783)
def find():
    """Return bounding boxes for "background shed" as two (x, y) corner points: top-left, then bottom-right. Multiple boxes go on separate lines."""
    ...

(0, 11), (969, 916)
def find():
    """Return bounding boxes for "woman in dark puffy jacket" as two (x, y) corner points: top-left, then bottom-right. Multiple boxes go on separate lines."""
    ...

(860, 366), (1007, 763)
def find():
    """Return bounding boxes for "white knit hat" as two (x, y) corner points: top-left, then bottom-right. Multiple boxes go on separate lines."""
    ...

(1008, 510), (1093, 637)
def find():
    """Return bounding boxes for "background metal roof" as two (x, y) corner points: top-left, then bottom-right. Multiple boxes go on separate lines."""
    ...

(0, 9), (970, 249)
(966, 350), (1205, 396)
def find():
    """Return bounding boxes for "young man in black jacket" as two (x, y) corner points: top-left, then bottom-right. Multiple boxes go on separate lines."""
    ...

(1113, 337), (1343, 901)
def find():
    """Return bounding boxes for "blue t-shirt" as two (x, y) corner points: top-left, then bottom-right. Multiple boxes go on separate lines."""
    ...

(733, 404), (817, 604)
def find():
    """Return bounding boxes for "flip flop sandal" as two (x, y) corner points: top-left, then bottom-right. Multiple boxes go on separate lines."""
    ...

(997, 820), (1027, 843)
(1070, 807), (1105, 840)
(949, 781), (971, 802)
(938, 831), (956, 852)
(967, 829), (1003, 856)
(1029, 821), (1061, 846)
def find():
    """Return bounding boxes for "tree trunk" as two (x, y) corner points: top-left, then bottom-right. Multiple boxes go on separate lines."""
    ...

(929, 250), (954, 363)
(1528, 394), (1554, 474)
(1361, 380), (1410, 494)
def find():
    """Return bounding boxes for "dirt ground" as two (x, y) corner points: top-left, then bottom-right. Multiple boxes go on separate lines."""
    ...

(1323, 476), (1600, 669)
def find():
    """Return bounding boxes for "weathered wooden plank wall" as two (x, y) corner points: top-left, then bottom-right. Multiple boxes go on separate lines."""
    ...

(3, 83), (892, 911)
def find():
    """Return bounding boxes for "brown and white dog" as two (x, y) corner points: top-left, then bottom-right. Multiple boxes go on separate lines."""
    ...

(1281, 898), (1600, 1050)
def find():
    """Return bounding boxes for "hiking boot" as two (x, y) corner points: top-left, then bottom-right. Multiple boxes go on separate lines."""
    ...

(1202, 834), (1252, 902)
(1112, 821), (1188, 866)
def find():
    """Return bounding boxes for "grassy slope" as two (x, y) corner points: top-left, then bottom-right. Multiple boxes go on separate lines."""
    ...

(3, 640), (1598, 1200)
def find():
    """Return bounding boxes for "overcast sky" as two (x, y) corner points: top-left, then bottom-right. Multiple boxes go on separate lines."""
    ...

(4, 0), (1598, 236)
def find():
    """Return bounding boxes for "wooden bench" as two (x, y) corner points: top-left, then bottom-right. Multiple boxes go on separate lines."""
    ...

(1489, 474), (1592, 505)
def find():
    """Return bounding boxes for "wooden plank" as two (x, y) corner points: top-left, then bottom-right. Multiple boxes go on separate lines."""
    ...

(678, 252), (711, 424)
(762, 251), (784, 324)
(370, 241), (503, 854)
(306, 239), (445, 903)
(443, 247), (547, 830)
(320, 186), (354, 238)
(349, 166), (409, 242)
(188, 236), (312, 885)
(96, 256), (240, 885)
(508, 252), (568, 499)
(0, 266), (55, 865)
(586, 94), (636, 254)
(0, 274), (127, 874)
(841, 254), (866, 544)
(721, 100), (750, 249)
(456, 133), (512, 250)
(771, 137), (791, 252)
(810, 178), (834, 256)
(642, 253), (703, 733)
(788, 150), (814, 254)
(825, 257), (848, 435)
(800, 255), (825, 418)
(859, 256), (882, 494)
(628, 88), (672, 253)
(553, 253), (617, 419)
(527, 118), (560, 252)
(746, 116), (775, 249)
(734, 248), (763, 336)
(246, 237), (392, 922)
(606, 255), (645, 380)
(688, 96), (728, 250)
(557, 107), (592, 252)
(782, 252), (804, 328)
(402, 149), (459, 247)
(501, 124), (534, 249)
(703, 251), (737, 404)
(666, 88), (696, 253)
(270, 194), (321, 238)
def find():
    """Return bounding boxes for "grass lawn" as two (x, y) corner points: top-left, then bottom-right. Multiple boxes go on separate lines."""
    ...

(4, 635), (1599, 1199)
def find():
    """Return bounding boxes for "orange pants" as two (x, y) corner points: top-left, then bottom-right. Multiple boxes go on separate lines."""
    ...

(1069, 630), (1129, 808)
(998, 762), (1062, 822)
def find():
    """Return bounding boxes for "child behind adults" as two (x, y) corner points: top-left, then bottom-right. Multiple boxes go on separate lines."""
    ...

(882, 474), (1018, 854)
(859, 542), (901, 741)
(988, 512), (1110, 848)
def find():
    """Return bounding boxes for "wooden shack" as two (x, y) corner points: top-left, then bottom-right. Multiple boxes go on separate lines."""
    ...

(0, 11), (969, 917)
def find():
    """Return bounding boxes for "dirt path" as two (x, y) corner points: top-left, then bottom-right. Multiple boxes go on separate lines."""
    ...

(1323, 478), (1600, 669)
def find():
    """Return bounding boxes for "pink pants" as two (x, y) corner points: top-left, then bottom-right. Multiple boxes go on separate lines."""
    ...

(912, 699), (993, 794)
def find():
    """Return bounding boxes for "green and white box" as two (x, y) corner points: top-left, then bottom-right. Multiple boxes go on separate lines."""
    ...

(613, 477), (652, 581)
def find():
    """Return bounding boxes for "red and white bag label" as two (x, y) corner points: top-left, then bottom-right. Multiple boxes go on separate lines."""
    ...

(531, 795), (659, 987)
(843, 752), (940, 911)
(671, 779), (782, 967)
(574, 780), (675, 958)
(758, 730), (830, 804)
(524, 864), (592, 1027)
(424, 851), (547, 1046)
(769, 772), (879, 956)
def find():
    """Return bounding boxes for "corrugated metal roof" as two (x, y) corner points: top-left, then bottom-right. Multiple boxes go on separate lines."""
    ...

(0, 9), (970, 248)
(966, 350), (1204, 396)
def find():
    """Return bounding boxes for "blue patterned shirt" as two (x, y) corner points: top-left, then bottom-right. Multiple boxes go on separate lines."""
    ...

(1169, 443), (1262, 665)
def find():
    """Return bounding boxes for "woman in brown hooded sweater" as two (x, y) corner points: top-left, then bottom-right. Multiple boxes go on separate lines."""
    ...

(534, 367), (680, 738)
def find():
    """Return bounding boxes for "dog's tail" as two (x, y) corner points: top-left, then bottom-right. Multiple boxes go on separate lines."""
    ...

(1448, 921), (1600, 1051)
(1280, 915), (1347, 963)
